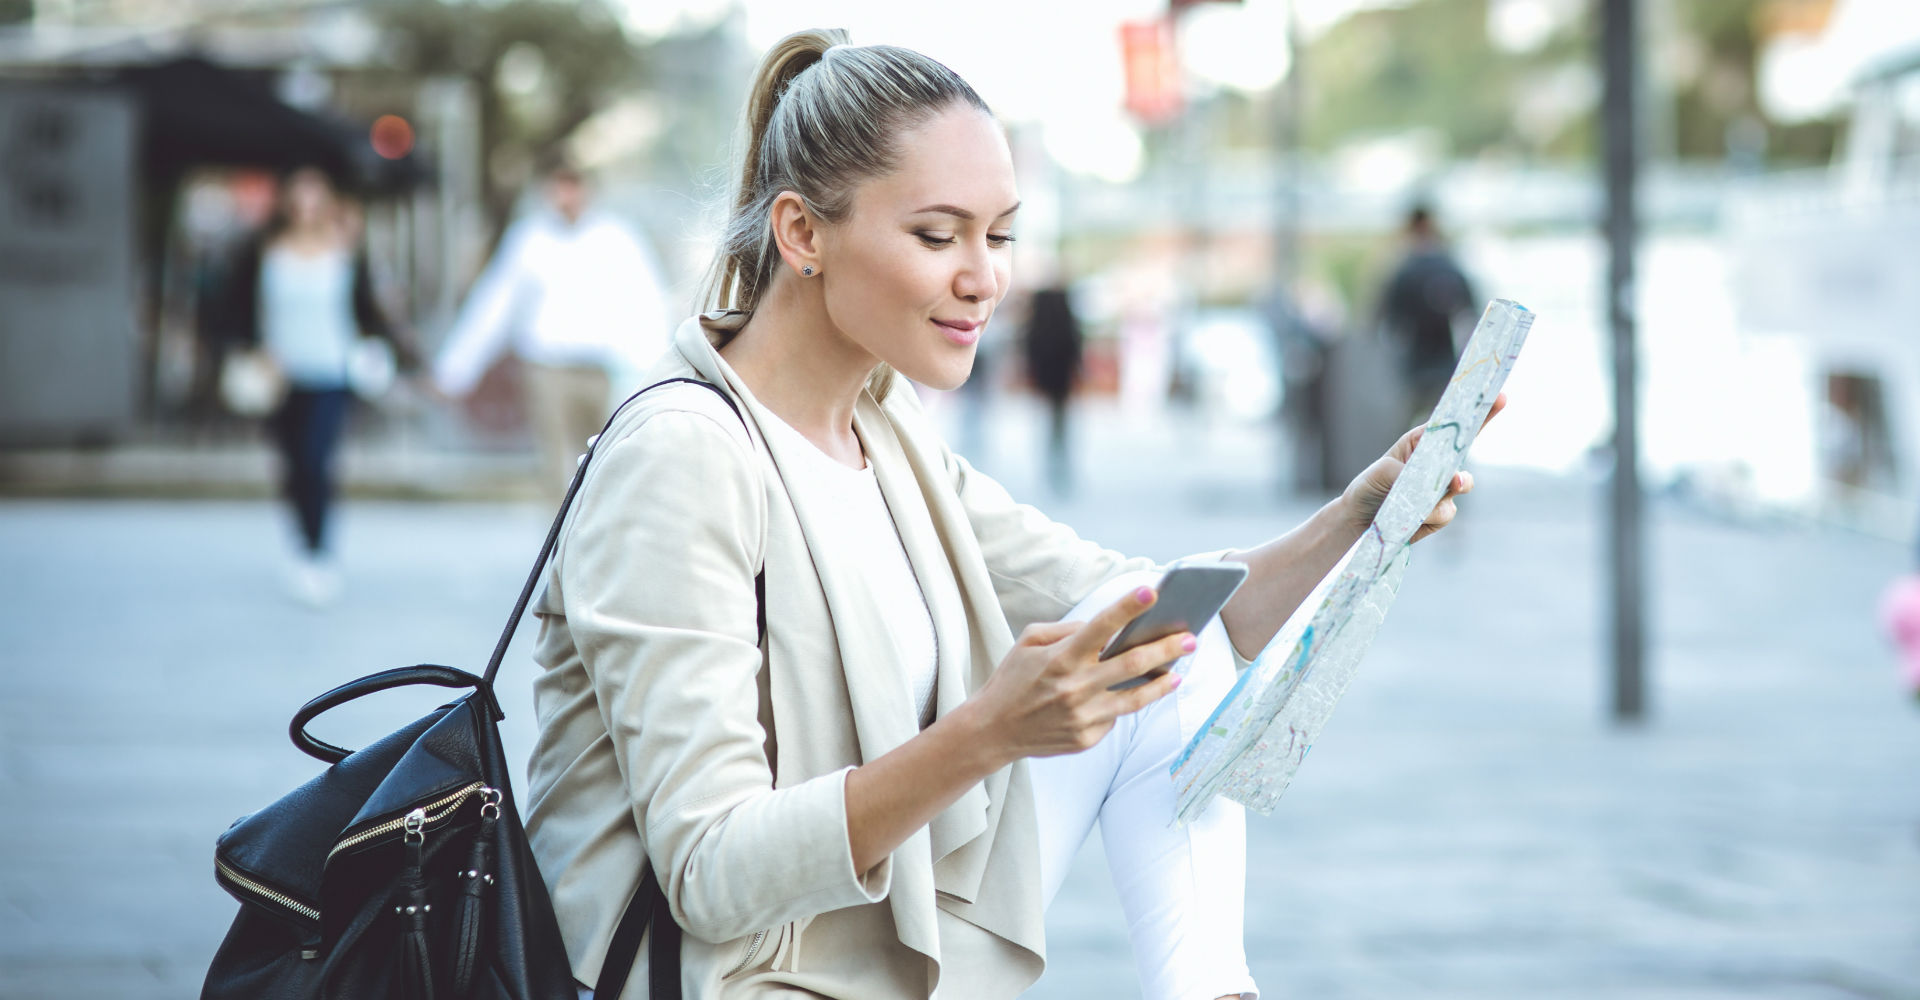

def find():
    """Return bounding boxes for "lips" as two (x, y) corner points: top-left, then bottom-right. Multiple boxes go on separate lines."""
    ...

(932, 317), (983, 347)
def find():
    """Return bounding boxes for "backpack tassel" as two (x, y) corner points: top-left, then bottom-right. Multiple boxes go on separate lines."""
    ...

(451, 790), (501, 996)
(394, 811), (436, 1000)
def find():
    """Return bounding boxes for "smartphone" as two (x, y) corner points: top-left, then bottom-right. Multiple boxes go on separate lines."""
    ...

(1102, 562), (1249, 690)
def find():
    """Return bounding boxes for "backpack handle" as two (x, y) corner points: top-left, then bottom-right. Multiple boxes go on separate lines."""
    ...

(289, 664), (491, 764)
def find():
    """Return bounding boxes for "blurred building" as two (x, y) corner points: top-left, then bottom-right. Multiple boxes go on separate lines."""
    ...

(0, 4), (476, 445)
(1726, 44), (1920, 533)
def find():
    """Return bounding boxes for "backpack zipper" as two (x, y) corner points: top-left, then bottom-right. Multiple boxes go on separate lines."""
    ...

(326, 781), (491, 864)
(214, 857), (321, 922)
(214, 783), (491, 927)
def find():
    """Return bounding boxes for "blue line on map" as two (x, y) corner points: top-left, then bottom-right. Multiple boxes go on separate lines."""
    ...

(1170, 624), (1316, 776)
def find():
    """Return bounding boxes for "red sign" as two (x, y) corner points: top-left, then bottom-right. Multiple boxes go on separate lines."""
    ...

(1119, 18), (1181, 124)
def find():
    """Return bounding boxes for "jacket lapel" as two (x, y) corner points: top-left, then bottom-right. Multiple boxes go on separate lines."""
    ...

(862, 383), (1046, 958)
(853, 397), (992, 867)
(673, 314), (1045, 971)
(675, 316), (944, 965)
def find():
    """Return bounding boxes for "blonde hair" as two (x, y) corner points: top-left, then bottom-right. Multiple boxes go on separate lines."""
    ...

(703, 28), (992, 399)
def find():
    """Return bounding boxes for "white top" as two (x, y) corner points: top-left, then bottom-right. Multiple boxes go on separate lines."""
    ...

(260, 245), (356, 388)
(432, 210), (673, 395)
(759, 411), (940, 727)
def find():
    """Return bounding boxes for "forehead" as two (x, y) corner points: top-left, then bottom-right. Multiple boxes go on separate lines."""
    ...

(858, 106), (1017, 217)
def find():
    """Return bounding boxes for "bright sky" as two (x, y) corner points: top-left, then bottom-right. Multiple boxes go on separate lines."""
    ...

(619, 0), (1920, 177)
(1759, 0), (1920, 121)
(619, 0), (1404, 180)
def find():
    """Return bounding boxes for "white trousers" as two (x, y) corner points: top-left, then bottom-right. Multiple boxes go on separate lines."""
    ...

(1026, 569), (1258, 1000)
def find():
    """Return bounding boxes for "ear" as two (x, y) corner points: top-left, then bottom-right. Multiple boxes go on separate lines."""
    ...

(769, 190), (824, 278)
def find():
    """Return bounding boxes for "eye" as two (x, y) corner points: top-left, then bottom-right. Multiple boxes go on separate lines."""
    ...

(915, 232), (956, 248)
(988, 233), (1017, 247)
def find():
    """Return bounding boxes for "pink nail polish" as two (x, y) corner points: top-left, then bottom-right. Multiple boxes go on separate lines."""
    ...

(1181, 635), (1198, 652)
(1170, 675), (1183, 690)
(1135, 586), (1155, 603)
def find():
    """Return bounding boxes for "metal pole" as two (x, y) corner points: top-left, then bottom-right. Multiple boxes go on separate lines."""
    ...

(1274, 0), (1304, 494)
(1278, 0), (1301, 300)
(1600, 0), (1646, 721)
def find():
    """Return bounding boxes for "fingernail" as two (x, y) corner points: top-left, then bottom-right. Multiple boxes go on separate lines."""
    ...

(1181, 634), (1198, 652)
(1170, 675), (1183, 690)
(1135, 586), (1155, 603)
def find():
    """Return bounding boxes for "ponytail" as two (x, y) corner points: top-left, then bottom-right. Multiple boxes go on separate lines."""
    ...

(701, 30), (991, 399)
(709, 28), (844, 313)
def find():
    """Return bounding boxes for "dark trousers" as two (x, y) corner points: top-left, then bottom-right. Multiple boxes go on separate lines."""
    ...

(1044, 394), (1072, 496)
(273, 388), (351, 554)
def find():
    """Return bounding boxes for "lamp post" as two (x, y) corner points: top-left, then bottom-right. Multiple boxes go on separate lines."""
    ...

(1600, 0), (1647, 722)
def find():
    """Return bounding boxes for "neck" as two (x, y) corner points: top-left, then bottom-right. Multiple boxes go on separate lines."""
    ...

(719, 272), (876, 467)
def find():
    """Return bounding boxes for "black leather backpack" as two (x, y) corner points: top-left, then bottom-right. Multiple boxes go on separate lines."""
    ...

(202, 378), (751, 1000)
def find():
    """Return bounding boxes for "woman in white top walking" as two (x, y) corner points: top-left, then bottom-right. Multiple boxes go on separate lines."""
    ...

(227, 167), (412, 605)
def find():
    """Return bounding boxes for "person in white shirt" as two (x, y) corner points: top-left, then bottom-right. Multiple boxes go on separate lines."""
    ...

(433, 159), (672, 501)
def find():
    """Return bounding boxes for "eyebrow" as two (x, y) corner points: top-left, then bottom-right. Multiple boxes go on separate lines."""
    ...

(910, 201), (1022, 221)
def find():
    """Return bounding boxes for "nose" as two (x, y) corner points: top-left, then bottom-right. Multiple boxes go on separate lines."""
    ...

(952, 240), (998, 303)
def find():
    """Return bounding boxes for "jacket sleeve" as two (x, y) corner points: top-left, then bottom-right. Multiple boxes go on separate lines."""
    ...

(555, 407), (890, 944)
(222, 239), (264, 349)
(911, 381), (1255, 667)
(944, 447), (1161, 635)
(350, 250), (421, 371)
(433, 223), (529, 396)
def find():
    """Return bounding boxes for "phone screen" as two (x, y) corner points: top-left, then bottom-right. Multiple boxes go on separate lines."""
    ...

(1102, 563), (1248, 690)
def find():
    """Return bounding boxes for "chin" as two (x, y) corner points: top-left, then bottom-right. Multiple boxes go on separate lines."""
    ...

(892, 354), (975, 393)
(929, 354), (978, 392)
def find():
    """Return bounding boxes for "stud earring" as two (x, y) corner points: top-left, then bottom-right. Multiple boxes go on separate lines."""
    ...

(802, 266), (815, 276)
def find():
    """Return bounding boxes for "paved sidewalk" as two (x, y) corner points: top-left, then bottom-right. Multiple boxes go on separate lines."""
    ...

(1, 397), (1915, 998)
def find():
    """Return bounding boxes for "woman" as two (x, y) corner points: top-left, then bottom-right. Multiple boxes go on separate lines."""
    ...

(226, 167), (409, 606)
(525, 30), (1498, 999)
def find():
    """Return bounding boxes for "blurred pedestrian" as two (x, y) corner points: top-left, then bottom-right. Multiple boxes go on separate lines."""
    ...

(1377, 202), (1477, 429)
(223, 166), (412, 606)
(1884, 574), (1920, 700)
(431, 157), (673, 503)
(1023, 283), (1083, 496)
(1262, 285), (1336, 493)
(1883, 513), (1920, 701)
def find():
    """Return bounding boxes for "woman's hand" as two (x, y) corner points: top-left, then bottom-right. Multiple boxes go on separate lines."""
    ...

(1340, 392), (1508, 543)
(968, 586), (1193, 763)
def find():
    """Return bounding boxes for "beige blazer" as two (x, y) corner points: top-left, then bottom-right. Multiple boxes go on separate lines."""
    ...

(525, 312), (1225, 998)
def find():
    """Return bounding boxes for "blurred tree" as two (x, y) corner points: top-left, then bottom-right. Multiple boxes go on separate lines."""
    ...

(1667, 0), (1838, 164)
(630, 18), (751, 200)
(1298, 0), (1837, 166)
(1303, 0), (1554, 159)
(371, 0), (643, 244)
(0, 0), (31, 24)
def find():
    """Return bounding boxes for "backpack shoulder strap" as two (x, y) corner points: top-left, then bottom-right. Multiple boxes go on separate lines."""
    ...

(481, 377), (754, 687)
(487, 376), (757, 1000)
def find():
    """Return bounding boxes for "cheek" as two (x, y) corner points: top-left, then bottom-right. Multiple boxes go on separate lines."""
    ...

(846, 241), (948, 315)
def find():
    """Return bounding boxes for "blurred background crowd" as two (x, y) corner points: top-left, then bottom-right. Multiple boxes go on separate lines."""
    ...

(2, 0), (1915, 530)
(2, 1), (1918, 997)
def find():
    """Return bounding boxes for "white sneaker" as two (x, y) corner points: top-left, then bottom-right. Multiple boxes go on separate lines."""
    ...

(287, 553), (343, 608)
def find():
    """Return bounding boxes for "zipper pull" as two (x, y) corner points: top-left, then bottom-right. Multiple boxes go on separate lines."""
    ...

(395, 807), (430, 924)
(451, 787), (502, 995)
(394, 806), (435, 998)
